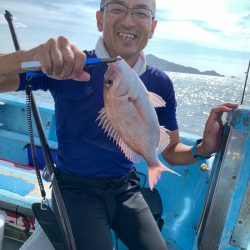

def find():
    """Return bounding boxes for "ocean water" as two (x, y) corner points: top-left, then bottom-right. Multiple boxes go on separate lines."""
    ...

(168, 72), (249, 136)
(3, 72), (249, 136)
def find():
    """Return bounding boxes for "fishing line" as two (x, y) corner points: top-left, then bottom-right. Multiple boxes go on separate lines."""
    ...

(243, 32), (250, 68)
(240, 60), (250, 105)
(240, 33), (250, 105)
(4, 10), (76, 250)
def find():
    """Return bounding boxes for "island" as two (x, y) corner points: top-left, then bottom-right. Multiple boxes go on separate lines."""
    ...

(146, 54), (225, 77)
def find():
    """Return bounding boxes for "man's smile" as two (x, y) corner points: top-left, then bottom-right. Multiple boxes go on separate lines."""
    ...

(117, 32), (137, 40)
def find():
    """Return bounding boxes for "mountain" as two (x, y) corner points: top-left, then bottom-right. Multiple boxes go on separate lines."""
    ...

(146, 54), (225, 77)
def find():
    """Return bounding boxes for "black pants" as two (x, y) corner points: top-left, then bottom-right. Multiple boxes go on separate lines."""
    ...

(52, 170), (167, 250)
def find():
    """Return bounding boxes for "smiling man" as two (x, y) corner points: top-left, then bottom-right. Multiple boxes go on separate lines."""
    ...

(0, 0), (237, 249)
(97, 0), (157, 67)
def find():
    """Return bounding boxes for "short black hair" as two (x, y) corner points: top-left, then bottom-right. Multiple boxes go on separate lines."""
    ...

(100, 0), (156, 14)
(100, 0), (108, 9)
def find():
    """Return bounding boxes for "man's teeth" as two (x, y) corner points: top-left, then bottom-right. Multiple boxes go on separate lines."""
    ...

(118, 32), (136, 39)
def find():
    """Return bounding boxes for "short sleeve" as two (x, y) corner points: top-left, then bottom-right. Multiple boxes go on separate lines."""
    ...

(141, 67), (178, 131)
(18, 73), (57, 95)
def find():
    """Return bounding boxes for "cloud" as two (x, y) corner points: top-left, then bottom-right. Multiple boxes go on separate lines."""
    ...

(14, 22), (27, 28)
(0, 14), (6, 25)
(1, 0), (98, 31)
(0, 13), (27, 30)
(154, 0), (250, 52)
(1, 0), (100, 51)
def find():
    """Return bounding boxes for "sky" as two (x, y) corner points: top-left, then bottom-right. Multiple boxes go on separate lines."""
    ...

(0, 0), (250, 78)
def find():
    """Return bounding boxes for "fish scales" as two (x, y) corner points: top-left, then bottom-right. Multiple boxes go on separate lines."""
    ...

(97, 59), (180, 189)
(106, 97), (155, 160)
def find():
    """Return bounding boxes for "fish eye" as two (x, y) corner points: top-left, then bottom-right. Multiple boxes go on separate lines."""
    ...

(106, 79), (113, 88)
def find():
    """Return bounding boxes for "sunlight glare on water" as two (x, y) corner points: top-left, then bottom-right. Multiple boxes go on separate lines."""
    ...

(168, 72), (249, 136)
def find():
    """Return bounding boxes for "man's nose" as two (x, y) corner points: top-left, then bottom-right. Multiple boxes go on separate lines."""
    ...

(121, 10), (136, 25)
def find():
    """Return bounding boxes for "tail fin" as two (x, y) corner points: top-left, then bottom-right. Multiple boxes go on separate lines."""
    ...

(148, 162), (181, 190)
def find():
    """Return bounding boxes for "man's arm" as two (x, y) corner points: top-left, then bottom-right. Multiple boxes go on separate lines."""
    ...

(0, 36), (90, 93)
(162, 130), (195, 166)
(0, 51), (26, 92)
(163, 103), (238, 166)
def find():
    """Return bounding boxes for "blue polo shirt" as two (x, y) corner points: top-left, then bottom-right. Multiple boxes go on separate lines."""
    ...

(18, 51), (178, 177)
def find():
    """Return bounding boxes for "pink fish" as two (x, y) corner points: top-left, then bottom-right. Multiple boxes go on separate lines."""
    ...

(97, 59), (180, 189)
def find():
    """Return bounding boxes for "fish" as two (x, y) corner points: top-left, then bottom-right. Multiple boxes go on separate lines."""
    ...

(97, 59), (180, 190)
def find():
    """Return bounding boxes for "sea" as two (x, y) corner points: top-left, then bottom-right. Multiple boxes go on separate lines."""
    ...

(168, 72), (249, 136)
(2, 72), (249, 136)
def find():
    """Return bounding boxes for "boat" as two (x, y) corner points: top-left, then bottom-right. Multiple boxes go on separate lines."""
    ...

(0, 91), (249, 250)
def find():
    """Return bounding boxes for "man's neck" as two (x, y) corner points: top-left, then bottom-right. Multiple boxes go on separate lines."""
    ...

(103, 42), (139, 68)
(123, 56), (139, 68)
(95, 38), (146, 74)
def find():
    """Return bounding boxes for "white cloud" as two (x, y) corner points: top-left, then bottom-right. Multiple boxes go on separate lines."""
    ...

(155, 21), (216, 44)
(155, 0), (250, 52)
(0, 14), (27, 28)
(14, 22), (27, 28)
(154, 20), (248, 52)
(0, 14), (7, 25)
(1, 0), (99, 51)
(0, 0), (97, 31)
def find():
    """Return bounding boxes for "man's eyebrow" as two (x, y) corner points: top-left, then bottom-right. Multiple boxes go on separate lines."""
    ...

(133, 4), (152, 9)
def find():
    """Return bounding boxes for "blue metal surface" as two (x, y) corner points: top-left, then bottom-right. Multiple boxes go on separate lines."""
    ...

(196, 106), (250, 250)
(227, 105), (250, 131)
(0, 94), (57, 163)
(0, 175), (34, 196)
(0, 95), (57, 141)
(221, 107), (250, 250)
(0, 159), (51, 209)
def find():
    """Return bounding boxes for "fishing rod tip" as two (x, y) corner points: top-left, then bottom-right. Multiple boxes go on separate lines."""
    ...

(4, 10), (13, 19)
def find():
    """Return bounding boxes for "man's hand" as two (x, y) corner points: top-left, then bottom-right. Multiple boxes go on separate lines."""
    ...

(27, 36), (90, 81)
(197, 102), (238, 156)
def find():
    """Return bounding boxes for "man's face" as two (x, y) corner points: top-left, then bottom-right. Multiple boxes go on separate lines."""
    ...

(96, 0), (157, 62)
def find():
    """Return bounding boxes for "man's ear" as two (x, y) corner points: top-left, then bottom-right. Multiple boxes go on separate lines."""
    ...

(96, 11), (103, 32)
(149, 19), (157, 39)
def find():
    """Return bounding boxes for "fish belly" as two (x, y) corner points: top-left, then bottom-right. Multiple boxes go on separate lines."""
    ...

(105, 96), (159, 162)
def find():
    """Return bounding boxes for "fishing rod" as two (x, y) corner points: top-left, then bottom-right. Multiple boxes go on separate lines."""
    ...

(4, 10), (20, 51)
(25, 85), (76, 250)
(241, 60), (250, 105)
(4, 10), (76, 250)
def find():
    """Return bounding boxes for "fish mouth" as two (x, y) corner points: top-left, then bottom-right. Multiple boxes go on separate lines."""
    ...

(117, 32), (137, 40)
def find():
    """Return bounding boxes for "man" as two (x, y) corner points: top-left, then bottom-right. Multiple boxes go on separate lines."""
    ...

(0, 0), (237, 249)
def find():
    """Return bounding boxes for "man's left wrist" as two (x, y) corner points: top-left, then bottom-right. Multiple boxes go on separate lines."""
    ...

(192, 139), (212, 161)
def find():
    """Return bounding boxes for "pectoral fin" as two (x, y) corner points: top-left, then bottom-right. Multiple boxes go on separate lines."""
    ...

(158, 126), (170, 153)
(148, 92), (166, 107)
